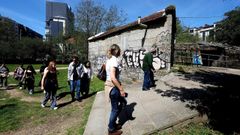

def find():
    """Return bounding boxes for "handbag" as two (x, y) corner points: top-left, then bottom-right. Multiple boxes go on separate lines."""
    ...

(97, 64), (106, 81)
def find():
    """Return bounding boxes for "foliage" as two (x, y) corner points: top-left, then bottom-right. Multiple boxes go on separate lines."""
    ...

(215, 6), (240, 46)
(175, 19), (199, 43)
(75, 0), (127, 37)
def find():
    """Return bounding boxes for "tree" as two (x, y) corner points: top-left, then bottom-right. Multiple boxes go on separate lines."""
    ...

(76, 0), (106, 37)
(75, 0), (127, 37)
(215, 6), (240, 45)
(175, 19), (199, 43)
(103, 5), (127, 30)
(75, 0), (127, 60)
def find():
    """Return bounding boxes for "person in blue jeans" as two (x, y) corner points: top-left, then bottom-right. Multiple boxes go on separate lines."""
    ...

(41, 61), (58, 110)
(105, 44), (126, 135)
(68, 55), (83, 101)
(142, 45), (157, 91)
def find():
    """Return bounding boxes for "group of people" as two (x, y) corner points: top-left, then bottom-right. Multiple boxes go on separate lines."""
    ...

(0, 63), (37, 95)
(14, 64), (37, 94)
(104, 44), (157, 135)
(40, 58), (93, 110)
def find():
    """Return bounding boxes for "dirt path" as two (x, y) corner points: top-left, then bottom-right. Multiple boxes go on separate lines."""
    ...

(2, 100), (89, 135)
(6, 88), (41, 102)
(2, 87), (92, 135)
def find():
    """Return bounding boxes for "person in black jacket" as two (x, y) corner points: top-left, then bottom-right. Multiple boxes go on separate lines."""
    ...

(41, 61), (58, 110)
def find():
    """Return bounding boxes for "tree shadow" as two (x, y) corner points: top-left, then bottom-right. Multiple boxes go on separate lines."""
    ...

(57, 100), (74, 109)
(81, 91), (97, 100)
(34, 90), (44, 94)
(157, 70), (240, 134)
(56, 92), (71, 100)
(118, 102), (137, 126)
(0, 104), (16, 110)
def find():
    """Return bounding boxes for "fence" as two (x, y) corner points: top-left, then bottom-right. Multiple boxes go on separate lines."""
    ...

(174, 49), (240, 68)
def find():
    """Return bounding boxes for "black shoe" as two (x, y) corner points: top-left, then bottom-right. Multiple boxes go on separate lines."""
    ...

(76, 98), (82, 102)
(150, 84), (156, 87)
(108, 130), (122, 135)
(142, 87), (150, 91)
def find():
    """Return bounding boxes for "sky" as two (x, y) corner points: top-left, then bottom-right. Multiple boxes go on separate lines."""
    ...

(0, 0), (239, 36)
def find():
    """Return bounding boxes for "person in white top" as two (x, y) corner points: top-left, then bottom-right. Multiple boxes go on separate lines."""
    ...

(105, 44), (126, 135)
(67, 55), (83, 101)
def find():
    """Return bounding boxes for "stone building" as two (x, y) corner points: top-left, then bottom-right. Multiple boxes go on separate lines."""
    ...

(88, 6), (176, 81)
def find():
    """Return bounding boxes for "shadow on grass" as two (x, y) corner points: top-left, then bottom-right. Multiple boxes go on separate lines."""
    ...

(56, 92), (71, 100)
(155, 69), (240, 134)
(81, 91), (97, 100)
(0, 104), (16, 110)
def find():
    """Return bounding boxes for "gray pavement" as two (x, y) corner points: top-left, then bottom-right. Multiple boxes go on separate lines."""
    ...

(83, 72), (208, 135)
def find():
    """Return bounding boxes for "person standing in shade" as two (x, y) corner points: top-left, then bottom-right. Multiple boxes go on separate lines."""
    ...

(105, 44), (126, 135)
(41, 61), (58, 110)
(67, 56), (83, 101)
(142, 45), (157, 91)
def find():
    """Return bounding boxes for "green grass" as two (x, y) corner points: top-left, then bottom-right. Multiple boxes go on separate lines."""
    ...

(0, 68), (104, 134)
(157, 123), (223, 135)
(5, 64), (68, 72)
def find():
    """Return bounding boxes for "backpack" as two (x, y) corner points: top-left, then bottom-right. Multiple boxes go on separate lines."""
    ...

(97, 64), (106, 81)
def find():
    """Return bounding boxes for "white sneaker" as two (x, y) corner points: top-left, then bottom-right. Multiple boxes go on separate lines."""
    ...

(41, 104), (45, 108)
(19, 87), (22, 90)
(53, 107), (58, 110)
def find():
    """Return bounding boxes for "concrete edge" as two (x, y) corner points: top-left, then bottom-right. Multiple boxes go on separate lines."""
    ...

(145, 113), (208, 135)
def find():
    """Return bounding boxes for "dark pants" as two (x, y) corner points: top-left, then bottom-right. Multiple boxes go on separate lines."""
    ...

(150, 70), (155, 86)
(142, 70), (151, 89)
(25, 77), (34, 93)
(108, 87), (123, 132)
(81, 75), (90, 96)
(42, 81), (57, 108)
(42, 90), (57, 108)
(0, 76), (7, 87)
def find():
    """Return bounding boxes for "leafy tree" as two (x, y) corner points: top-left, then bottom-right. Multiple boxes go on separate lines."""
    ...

(175, 19), (199, 43)
(215, 6), (240, 45)
(0, 17), (18, 62)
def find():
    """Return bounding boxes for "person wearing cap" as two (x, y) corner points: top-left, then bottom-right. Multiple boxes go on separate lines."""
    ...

(142, 45), (156, 91)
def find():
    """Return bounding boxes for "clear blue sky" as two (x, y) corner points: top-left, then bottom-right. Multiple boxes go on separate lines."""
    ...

(0, 0), (239, 36)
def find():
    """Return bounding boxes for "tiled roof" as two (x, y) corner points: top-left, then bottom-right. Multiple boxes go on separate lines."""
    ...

(88, 9), (167, 42)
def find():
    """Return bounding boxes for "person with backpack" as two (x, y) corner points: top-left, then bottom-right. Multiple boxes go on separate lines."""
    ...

(14, 64), (25, 89)
(81, 61), (93, 97)
(67, 55), (83, 101)
(22, 64), (36, 94)
(41, 61), (58, 110)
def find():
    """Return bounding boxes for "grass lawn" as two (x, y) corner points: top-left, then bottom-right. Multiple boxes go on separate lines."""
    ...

(0, 69), (104, 134)
(152, 123), (223, 135)
(5, 64), (68, 72)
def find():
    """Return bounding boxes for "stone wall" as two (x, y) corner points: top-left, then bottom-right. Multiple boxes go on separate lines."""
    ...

(89, 14), (175, 81)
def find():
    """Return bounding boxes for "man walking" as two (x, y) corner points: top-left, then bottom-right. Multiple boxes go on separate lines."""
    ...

(142, 45), (156, 91)
(68, 56), (83, 101)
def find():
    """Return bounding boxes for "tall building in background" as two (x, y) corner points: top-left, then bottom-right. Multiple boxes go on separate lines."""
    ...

(45, 1), (74, 40)
(0, 16), (43, 40)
